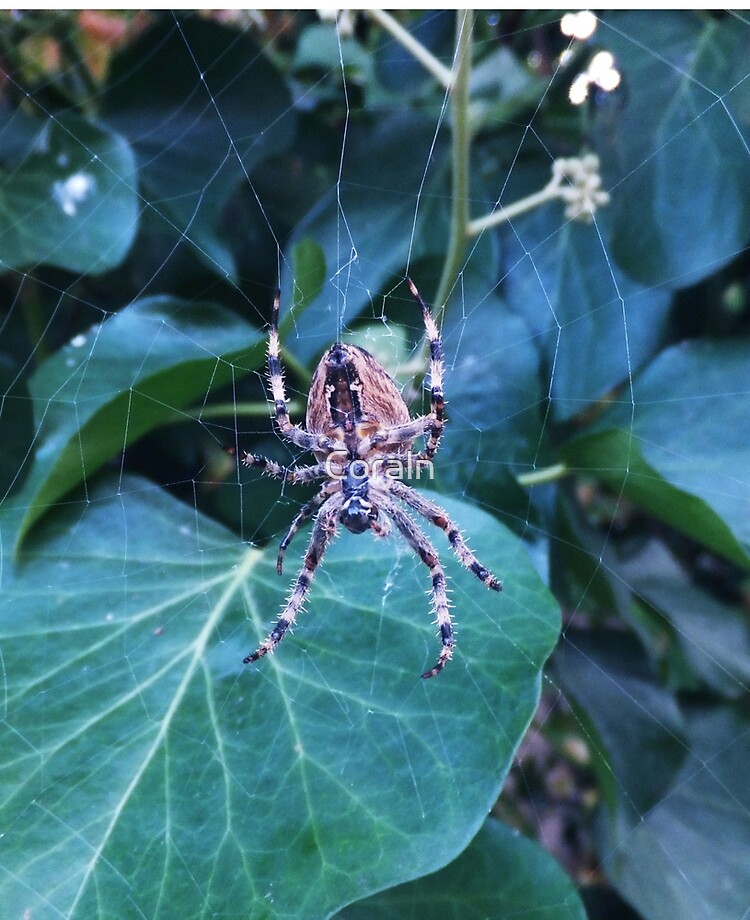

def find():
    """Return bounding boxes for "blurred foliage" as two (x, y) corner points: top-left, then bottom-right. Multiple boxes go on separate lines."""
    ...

(1, 10), (749, 920)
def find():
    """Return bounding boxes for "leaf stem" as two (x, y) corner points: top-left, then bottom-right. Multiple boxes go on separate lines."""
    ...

(516, 463), (569, 487)
(180, 400), (305, 422)
(433, 9), (473, 318)
(467, 184), (562, 237)
(468, 154), (610, 236)
(368, 9), (454, 90)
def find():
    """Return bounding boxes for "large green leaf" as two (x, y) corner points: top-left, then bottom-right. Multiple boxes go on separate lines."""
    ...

(563, 338), (750, 568)
(595, 12), (750, 288)
(564, 428), (750, 570)
(0, 476), (559, 919)
(337, 817), (586, 919)
(16, 298), (264, 550)
(502, 211), (671, 422)
(602, 703), (750, 920)
(436, 275), (547, 525)
(0, 112), (138, 273)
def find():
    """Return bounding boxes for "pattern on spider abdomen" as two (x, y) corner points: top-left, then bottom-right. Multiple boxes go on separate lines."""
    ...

(306, 343), (411, 459)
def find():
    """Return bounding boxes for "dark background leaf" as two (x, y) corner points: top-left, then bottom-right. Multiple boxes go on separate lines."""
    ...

(16, 297), (264, 548)
(102, 16), (295, 281)
(595, 11), (750, 288)
(554, 630), (687, 825)
(502, 212), (672, 421)
(601, 703), (750, 920)
(563, 338), (750, 567)
(338, 817), (586, 920)
(0, 113), (138, 273)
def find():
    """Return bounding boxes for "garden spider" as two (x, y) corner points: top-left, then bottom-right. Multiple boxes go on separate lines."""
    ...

(241, 280), (502, 678)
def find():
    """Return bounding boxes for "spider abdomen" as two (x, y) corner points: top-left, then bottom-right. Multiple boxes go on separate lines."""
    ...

(306, 343), (410, 438)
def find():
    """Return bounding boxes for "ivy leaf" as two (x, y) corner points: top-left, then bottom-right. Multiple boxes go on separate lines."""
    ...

(563, 338), (750, 568)
(337, 817), (586, 919)
(502, 212), (671, 422)
(16, 298), (264, 551)
(0, 476), (559, 920)
(438, 274), (547, 526)
(0, 113), (138, 273)
(602, 703), (750, 920)
(595, 12), (750, 288)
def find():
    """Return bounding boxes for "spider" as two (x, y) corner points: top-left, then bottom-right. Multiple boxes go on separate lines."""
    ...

(240, 279), (502, 678)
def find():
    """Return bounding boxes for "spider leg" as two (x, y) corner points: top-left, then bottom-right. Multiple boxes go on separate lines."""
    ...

(364, 415), (435, 455)
(276, 482), (340, 574)
(407, 278), (444, 462)
(360, 281), (445, 461)
(370, 516), (391, 538)
(244, 493), (343, 666)
(379, 497), (454, 679)
(265, 291), (335, 454)
(387, 480), (503, 592)
(241, 453), (327, 484)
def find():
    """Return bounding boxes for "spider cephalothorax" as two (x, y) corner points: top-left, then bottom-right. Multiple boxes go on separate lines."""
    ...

(241, 280), (502, 678)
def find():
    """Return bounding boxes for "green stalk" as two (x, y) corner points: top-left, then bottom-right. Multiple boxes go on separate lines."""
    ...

(433, 9), (473, 319)
(516, 463), (569, 487)
(467, 185), (564, 236)
(368, 9), (454, 90)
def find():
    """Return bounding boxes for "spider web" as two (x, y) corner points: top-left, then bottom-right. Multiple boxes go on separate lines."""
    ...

(1, 10), (749, 920)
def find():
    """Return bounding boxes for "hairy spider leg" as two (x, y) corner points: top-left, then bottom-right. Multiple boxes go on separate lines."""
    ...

(387, 480), (503, 592)
(266, 291), (336, 454)
(244, 492), (343, 666)
(276, 481), (340, 574)
(276, 492), (327, 575)
(381, 499), (455, 679)
(364, 416), (437, 455)
(241, 454), (328, 483)
(356, 280), (444, 459)
(407, 278), (445, 462)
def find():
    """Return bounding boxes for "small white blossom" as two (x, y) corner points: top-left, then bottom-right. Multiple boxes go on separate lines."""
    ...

(549, 154), (610, 223)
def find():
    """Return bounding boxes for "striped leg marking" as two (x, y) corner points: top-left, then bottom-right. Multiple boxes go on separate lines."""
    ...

(241, 454), (327, 484)
(388, 481), (502, 592)
(407, 278), (445, 461)
(265, 290), (327, 453)
(276, 483), (339, 574)
(383, 499), (455, 679)
(244, 495), (342, 665)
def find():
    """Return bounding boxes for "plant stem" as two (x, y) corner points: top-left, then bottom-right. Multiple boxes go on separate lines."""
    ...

(516, 463), (569, 487)
(433, 9), (473, 319)
(468, 154), (610, 235)
(161, 400), (306, 426)
(368, 9), (454, 90)
(467, 184), (562, 237)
